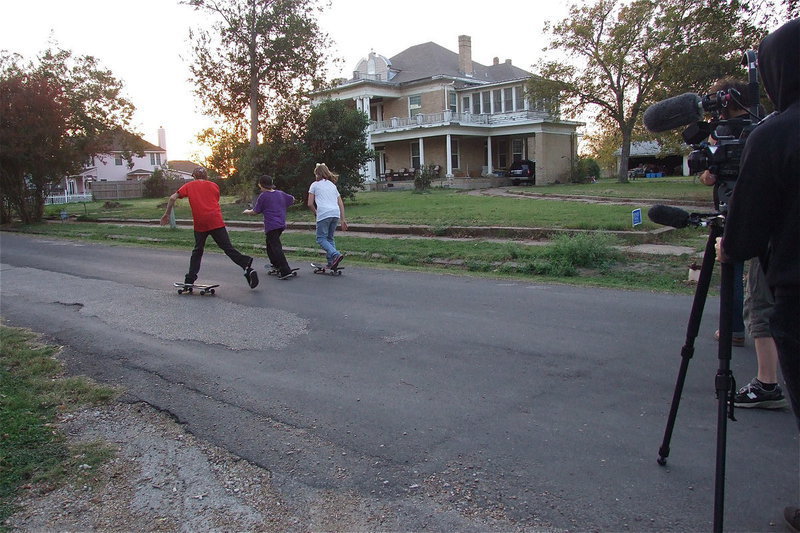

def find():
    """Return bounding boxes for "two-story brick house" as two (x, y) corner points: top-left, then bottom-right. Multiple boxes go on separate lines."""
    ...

(312, 35), (583, 185)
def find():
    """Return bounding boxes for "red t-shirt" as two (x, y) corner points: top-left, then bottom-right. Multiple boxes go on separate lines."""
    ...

(177, 179), (225, 232)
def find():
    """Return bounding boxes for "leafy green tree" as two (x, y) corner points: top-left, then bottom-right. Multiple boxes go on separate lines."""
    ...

(301, 99), (374, 199)
(0, 47), (135, 223)
(233, 100), (373, 202)
(528, 0), (767, 182)
(185, 0), (330, 148)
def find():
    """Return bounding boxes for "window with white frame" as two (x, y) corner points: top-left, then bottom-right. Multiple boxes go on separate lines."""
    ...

(512, 138), (524, 162)
(150, 153), (162, 165)
(114, 155), (123, 166)
(515, 86), (525, 110)
(481, 91), (490, 114)
(493, 89), (502, 113)
(472, 94), (480, 114)
(504, 88), (513, 112)
(408, 94), (422, 117)
(450, 139), (460, 170)
(410, 142), (420, 169)
(462, 95), (471, 113)
(449, 91), (457, 113)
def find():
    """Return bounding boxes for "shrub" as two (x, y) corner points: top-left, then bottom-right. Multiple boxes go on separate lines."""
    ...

(544, 233), (620, 268)
(143, 169), (169, 198)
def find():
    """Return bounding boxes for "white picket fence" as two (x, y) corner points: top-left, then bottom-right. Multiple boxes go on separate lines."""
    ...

(44, 193), (94, 205)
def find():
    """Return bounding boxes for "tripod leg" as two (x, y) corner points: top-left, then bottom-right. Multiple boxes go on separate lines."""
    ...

(657, 225), (722, 465)
(713, 260), (736, 533)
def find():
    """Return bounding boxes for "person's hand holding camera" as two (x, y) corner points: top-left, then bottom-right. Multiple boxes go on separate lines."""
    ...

(699, 170), (717, 186)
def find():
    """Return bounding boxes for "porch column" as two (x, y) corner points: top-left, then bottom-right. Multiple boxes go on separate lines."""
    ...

(446, 134), (453, 177)
(418, 138), (425, 168)
(486, 136), (493, 176)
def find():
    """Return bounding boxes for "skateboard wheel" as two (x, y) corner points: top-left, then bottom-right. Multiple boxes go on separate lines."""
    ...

(200, 290), (206, 295)
(178, 289), (184, 294)
(209, 289), (215, 294)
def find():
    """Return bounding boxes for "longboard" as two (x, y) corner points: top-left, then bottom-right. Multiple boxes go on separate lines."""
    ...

(266, 266), (299, 278)
(311, 262), (344, 276)
(173, 282), (219, 295)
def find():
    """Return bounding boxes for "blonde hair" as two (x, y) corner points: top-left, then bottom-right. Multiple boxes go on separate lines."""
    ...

(314, 163), (339, 182)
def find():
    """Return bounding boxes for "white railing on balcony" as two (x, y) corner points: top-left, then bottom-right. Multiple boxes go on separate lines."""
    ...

(370, 110), (552, 132)
(45, 193), (93, 205)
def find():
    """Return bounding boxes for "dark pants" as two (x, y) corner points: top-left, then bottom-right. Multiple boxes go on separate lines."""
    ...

(266, 228), (291, 276)
(771, 285), (800, 431)
(185, 227), (251, 284)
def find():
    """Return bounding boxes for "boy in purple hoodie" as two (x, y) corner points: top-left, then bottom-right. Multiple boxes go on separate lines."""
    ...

(243, 175), (296, 279)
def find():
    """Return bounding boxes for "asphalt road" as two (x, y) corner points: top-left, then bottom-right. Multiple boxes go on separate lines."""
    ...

(1, 232), (796, 531)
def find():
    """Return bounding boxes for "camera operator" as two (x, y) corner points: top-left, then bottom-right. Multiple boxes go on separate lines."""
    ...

(697, 78), (749, 352)
(699, 78), (787, 410)
(714, 18), (799, 530)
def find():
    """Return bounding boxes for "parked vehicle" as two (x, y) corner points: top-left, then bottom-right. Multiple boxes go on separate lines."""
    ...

(508, 159), (535, 185)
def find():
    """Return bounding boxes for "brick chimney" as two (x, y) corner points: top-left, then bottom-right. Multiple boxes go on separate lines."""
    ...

(458, 35), (473, 77)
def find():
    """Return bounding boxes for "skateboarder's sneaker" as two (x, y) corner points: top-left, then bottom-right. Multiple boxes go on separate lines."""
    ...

(330, 253), (344, 269)
(277, 272), (294, 280)
(733, 378), (788, 409)
(244, 267), (259, 288)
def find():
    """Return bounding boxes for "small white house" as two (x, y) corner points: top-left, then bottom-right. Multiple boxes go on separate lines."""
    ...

(60, 128), (169, 196)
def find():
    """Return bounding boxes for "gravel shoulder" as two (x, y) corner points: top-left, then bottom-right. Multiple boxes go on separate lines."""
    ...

(6, 401), (381, 532)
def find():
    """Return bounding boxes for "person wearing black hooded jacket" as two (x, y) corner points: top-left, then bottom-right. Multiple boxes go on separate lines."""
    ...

(715, 18), (800, 531)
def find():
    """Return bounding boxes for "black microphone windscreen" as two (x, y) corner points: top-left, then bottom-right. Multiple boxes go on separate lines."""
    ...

(647, 205), (691, 228)
(643, 93), (704, 133)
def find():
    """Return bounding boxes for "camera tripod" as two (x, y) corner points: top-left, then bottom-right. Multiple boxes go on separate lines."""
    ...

(656, 215), (738, 533)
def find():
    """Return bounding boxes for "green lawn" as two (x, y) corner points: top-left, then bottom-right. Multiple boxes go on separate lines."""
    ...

(29, 179), (717, 293)
(48, 177), (713, 232)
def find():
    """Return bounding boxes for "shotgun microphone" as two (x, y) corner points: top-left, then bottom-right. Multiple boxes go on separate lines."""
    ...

(643, 93), (705, 133)
(647, 205), (692, 228)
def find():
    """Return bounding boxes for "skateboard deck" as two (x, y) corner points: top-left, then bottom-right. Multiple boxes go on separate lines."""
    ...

(311, 262), (344, 276)
(173, 282), (219, 295)
(266, 266), (299, 278)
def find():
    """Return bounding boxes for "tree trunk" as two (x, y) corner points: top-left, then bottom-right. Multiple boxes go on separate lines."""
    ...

(248, 4), (259, 149)
(618, 129), (632, 183)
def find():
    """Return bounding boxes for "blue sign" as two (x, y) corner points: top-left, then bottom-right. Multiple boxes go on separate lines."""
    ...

(632, 208), (643, 227)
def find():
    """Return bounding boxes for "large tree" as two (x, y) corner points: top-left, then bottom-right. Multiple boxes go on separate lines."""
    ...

(528, 0), (770, 182)
(185, 0), (330, 148)
(0, 48), (135, 223)
(236, 99), (373, 201)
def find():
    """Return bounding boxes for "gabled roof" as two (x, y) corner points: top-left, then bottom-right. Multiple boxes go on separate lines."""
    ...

(98, 129), (165, 154)
(387, 42), (532, 85)
(167, 160), (203, 173)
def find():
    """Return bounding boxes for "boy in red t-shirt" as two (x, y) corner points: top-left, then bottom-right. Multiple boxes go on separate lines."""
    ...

(160, 167), (258, 288)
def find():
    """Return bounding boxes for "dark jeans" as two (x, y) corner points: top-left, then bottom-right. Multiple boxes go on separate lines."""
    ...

(265, 228), (291, 276)
(186, 227), (251, 284)
(771, 285), (800, 431)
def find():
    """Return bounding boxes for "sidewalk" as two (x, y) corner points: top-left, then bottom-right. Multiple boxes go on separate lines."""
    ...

(87, 216), (700, 258)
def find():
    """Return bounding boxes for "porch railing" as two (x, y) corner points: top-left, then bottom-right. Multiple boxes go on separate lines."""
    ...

(369, 110), (552, 132)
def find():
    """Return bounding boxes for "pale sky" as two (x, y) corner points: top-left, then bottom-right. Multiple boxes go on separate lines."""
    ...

(0, 0), (572, 161)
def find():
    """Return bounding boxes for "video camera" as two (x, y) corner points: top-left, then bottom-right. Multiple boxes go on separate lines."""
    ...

(643, 51), (763, 186)
(682, 92), (756, 181)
